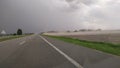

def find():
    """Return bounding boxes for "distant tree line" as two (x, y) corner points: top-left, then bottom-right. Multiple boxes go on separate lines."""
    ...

(12, 29), (23, 35)
(17, 29), (23, 35)
(0, 28), (34, 36)
(12, 29), (34, 36)
(66, 29), (102, 32)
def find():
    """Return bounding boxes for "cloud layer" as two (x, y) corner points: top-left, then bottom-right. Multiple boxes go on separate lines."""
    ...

(0, 0), (120, 33)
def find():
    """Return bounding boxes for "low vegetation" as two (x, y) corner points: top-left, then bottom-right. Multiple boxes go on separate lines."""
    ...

(47, 35), (120, 56)
(0, 35), (26, 42)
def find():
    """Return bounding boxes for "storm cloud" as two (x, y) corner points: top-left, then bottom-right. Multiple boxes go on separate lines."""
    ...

(0, 0), (120, 33)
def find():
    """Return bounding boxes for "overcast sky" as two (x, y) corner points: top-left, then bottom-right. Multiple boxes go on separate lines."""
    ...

(0, 0), (120, 33)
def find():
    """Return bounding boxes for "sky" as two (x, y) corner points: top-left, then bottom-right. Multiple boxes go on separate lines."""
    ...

(0, 0), (120, 33)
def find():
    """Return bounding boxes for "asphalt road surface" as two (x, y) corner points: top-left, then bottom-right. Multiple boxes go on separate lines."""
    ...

(0, 35), (120, 68)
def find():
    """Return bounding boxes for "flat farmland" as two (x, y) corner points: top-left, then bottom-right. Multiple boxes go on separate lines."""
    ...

(45, 30), (120, 56)
(66, 34), (120, 44)
(44, 30), (120, 44)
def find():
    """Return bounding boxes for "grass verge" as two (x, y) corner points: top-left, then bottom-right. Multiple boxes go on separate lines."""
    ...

(0, 35), (27, 42)
(46, 35), (120, 56)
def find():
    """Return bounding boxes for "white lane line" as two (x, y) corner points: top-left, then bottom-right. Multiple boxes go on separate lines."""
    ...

(40, 36), (83, 68)
(19, 41), (26, 45)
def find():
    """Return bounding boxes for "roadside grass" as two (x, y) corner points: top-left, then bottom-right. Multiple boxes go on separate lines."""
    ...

(0, 35), (27, 42)
(46, 35), (120, 56)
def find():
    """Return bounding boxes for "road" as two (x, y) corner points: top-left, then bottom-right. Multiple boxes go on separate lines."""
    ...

(0, 35), (120, 68)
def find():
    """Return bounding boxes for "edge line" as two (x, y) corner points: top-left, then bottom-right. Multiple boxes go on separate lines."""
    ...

(39, 35), (83, 68)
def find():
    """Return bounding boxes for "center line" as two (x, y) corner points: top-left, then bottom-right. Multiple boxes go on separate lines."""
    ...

(40, 35), (83, 68)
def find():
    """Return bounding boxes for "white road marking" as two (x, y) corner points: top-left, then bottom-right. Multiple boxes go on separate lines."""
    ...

(19, 41), (26, 45)
(40, 36), (83, 68)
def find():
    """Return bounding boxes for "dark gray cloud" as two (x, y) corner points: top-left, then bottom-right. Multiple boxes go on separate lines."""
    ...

(0, 0), (120, 34)
(65, 0), (74, 2)
(64, 0), (81, 10)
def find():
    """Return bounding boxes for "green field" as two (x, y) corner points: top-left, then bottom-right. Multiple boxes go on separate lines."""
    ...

(46, 35), (120, 56)
(0, 35), (27, 42)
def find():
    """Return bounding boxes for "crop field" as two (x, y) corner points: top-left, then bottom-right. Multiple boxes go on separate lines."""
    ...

(65, 34), (120, 44)
(44, 30), (120, 44)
